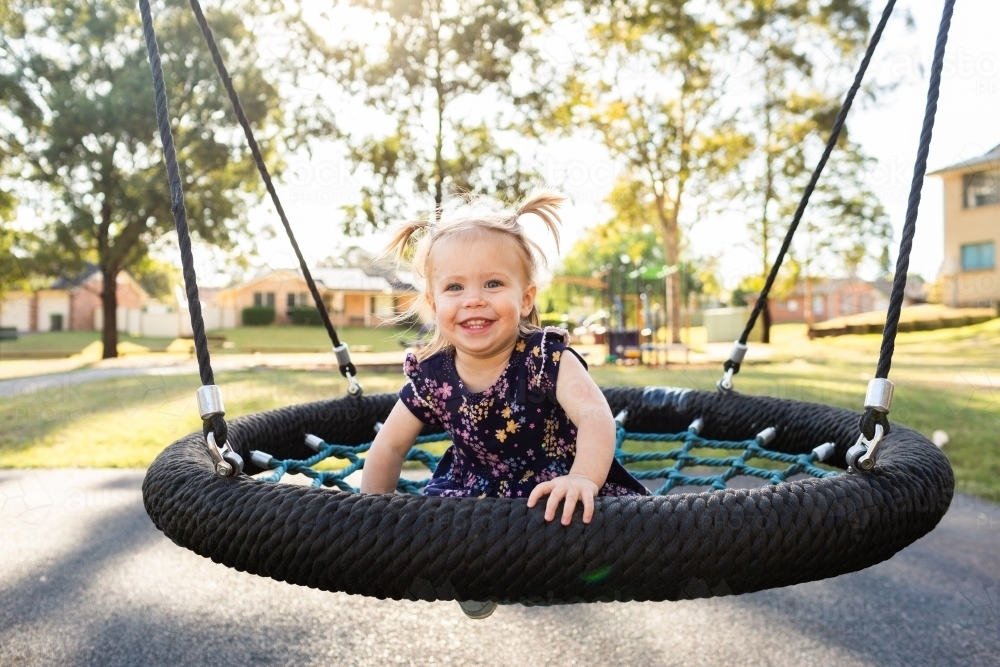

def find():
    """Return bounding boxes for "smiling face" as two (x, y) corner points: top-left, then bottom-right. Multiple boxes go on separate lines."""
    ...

(426, 231), (537, 363)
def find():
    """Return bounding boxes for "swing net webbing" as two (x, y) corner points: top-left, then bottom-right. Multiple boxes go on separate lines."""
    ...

(252, 417), (838, 495)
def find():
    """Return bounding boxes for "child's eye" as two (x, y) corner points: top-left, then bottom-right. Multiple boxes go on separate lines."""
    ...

(485, 279), (503, 288)
(445, 283), (463, 292)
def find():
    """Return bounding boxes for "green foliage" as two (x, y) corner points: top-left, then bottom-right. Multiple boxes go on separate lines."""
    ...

(129, 256), (181, 302)
(531, 2), (752, 342)
(731, 1), (892, 288)
(539, 314), (567, 328)
(329, 0), (542, 231)
(242, 306), (276, 326)
(0, 0), (336, 355)
(290, 305), (323, 326)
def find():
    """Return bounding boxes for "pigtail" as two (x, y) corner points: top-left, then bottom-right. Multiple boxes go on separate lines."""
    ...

(514, 188), (565, 254)
(383, 218), (432, 264)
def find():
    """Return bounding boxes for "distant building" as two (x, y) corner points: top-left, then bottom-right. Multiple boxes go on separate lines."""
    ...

(215, 267), (421, 327)
(0, 266), (148, 333)
(769, 276), (927, 325)
(929, 144), (1000, 307)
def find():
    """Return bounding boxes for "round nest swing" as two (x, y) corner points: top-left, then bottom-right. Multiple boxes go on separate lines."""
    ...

(140, 0), (956, 605)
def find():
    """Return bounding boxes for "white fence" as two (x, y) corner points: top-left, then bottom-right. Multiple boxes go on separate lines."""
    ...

(94, 305), (237, 338)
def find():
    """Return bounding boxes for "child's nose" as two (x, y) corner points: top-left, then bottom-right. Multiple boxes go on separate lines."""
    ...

(463, 287), (487, 305)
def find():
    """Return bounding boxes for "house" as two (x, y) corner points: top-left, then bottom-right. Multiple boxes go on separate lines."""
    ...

(929, 143), (1000, 307)
(216, 267), (421, 327)
(0, 266), (148, 333)
(769, 276), (927, 325)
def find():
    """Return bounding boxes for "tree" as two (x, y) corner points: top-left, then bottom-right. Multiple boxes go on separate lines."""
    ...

(732, 0), (892, 340)
(532, 1), (750, 343)
(326, 0), (542, 232)
(0, 0), (334, 356)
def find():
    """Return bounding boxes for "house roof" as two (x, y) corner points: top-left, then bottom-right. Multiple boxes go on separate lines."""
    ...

(48, 264), (150, 300)
(780, 275), (926, 301)
(219, 267), (419, 297)
(50, 264), (101, 289)
(311, 267), (402, 293)
(928, 143), (1000, 175)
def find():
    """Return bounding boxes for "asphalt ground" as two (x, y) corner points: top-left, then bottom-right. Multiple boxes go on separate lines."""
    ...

(1, 469), (997, 667)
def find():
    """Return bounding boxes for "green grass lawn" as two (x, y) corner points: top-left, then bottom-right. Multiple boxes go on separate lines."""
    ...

(213, 325), (416, 353)
(0, 331), (175, 355)
(0, 325), (416, 357)
(1, 320), (997, 500)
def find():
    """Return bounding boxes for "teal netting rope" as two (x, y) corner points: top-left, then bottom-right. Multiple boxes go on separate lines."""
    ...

(251, 420), (837, 495)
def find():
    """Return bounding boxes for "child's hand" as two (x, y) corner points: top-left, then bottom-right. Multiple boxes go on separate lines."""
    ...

(527, 473), (600, 525)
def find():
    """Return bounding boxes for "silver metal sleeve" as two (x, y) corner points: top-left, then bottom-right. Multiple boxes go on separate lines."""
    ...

(196, 385), (225, 419)
(333, 343), (352, 366)
(756, 427), (777, 446)
(864, 378), (894, 413)
(812, 442), (836, 463)
(304, 434), (325, 451)
(250, 451), (273, 468)
(728, 341), (749, 364)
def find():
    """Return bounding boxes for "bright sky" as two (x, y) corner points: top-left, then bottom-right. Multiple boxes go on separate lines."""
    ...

(232, 0), (999, 292)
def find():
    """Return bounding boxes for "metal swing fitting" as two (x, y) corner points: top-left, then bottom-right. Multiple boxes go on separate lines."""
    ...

(847, 378), (894, 472)
(197, 385), (225, 419)
(250, 450), (273, 468)
(614, 410), (629, 426)
(304, 433), (325, 452)
(688, 418), (704, 435)
(333, 343), (363, 397)
(812, 442), (836, 463)
(717, 341), (748, 393)
(207, 431), (243, 478)
(756, 427), (777, 447)
(196, 385), (242, 477)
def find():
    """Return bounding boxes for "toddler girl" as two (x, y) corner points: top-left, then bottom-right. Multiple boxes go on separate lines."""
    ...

(361, 189), (648, 527)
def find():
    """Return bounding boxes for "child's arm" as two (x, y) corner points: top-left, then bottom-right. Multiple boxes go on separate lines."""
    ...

(360, 399), (426, 494)
(526, 351), (616, 525)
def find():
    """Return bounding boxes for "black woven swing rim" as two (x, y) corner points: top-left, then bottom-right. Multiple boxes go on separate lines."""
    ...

(143, 387), (953, 603)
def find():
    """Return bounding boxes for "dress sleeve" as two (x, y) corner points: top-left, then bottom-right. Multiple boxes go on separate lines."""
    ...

(526, 327), (588, 400)
(398, 352), (444, 426)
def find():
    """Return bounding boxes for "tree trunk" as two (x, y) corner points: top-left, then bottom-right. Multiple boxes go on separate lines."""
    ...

(804, 274), (814, 329)
(101, 265), (119, 359)
(761, 296), (771, 344)
(654, 193), (683, 344)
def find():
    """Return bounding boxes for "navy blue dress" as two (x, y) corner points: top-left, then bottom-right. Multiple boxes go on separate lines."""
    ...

(399, 328), (648, 498)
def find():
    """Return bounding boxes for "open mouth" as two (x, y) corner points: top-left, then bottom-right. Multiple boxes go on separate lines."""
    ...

(459, 318), (494, 332)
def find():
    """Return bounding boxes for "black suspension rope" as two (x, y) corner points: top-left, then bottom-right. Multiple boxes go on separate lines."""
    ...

(186, 0), (357, 381)
(859, 0), (956, 439)
(139, 0), (227, 445)
(731, 0), (897, 370)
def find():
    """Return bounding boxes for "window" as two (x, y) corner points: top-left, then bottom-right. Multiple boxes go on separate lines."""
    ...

(963, 170), (1000, 208)
(961, 242), (995, 271)
(287, 293), (296, 309)
(787, 299), (799, 312)
(812, 296), (825, 315)
(253, 292), (262, 307)
(265, 292), (275, 307)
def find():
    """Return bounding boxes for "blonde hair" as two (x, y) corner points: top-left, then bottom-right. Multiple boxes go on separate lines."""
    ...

(386, 188), (565, 360)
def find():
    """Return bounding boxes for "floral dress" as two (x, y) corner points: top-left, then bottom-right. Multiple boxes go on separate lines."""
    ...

(399, 328), (649, 498)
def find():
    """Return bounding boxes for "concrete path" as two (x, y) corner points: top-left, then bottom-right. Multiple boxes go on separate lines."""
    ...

(1, 469), (997, 667)
(0, 351), (409, 399)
